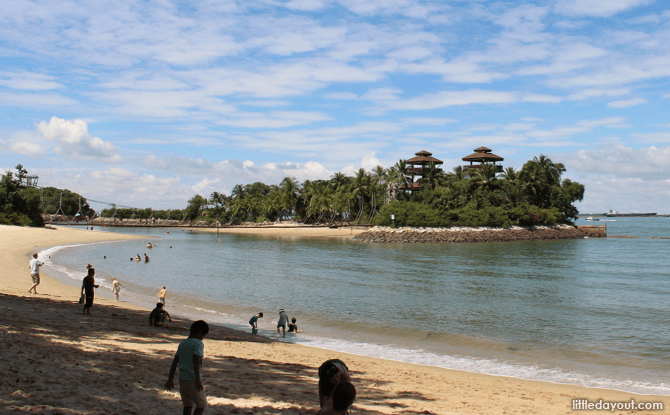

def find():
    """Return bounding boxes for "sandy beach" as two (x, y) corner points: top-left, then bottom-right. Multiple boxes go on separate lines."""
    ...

(1, 224), (667, 414)
(184, 224), (368, 239)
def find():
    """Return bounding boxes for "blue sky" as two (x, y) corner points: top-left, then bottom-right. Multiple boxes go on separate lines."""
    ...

(2, 0), (670, 213)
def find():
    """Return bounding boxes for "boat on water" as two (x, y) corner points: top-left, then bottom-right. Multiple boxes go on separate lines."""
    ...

(586, 216), (600, 221)
(605, 210), (657, 217)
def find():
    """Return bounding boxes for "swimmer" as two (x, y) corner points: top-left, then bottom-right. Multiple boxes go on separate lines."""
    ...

(144, 253), (150, 262)
(135, 254), (141, 262)
(147, 243), (153, 249)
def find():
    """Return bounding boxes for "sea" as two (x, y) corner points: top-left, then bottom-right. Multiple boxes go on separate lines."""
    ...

(37, 218), (670, 396)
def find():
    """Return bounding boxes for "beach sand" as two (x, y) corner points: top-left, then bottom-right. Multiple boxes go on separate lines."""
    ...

(183, 225), (368, 239)
(1, 224), (667, 414)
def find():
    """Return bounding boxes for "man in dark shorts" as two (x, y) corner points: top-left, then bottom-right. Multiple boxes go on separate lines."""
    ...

(150, 303), (172, 327)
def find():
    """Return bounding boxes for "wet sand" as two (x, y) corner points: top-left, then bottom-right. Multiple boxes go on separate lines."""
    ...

(1, 224), (667, 414)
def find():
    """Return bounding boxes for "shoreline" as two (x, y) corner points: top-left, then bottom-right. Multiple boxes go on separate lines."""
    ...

(1, 224), (668, 414)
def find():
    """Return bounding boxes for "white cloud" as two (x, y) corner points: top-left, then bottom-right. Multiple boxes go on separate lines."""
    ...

(9, 141), (43, 156)
(144, 154), (332, 191)
(607, 97), (648, 108)
(564, 145), (670, 179)
(0, 72), (64, 90)
(36, 117), (121, 162)
(555, 0), (654, 17)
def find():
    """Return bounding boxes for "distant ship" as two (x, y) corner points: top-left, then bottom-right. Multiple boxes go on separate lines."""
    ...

(605, 210), (657, 217)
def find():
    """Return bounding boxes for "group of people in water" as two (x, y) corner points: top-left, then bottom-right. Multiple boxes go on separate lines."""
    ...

(249, 309), (299, 337)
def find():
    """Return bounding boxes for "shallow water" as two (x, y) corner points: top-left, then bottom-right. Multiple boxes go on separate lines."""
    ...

(40, 219), (670, 395)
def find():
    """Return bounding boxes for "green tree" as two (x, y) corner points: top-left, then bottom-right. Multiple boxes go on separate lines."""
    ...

(185, 194), (208, 221)
(0, 165), (44, 226)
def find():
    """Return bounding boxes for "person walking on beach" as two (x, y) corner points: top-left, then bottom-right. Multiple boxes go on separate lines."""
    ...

(28, 253), (43, 294)
(81, 267), (99, 315)
(277, 309), (289, 338)
(165, 320), (210, 415)
(158, 286), (167, 305)
(111, 277), (123, 301)
(249, 312), (263, 334)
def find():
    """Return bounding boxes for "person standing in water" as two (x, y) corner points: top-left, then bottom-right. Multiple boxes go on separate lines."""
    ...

(277, 309), (289, 338)
(111, 277), (123, 301)
(158, 286), (167, 305)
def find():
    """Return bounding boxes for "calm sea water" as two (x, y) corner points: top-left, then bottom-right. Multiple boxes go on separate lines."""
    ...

(39, 219), (670, 395)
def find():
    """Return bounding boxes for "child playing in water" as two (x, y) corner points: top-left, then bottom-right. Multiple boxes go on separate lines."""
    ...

(111, 277), (123, 301)
(288, 317), (298, 333)
(158, 286), (167, 305)
(249, 312), (263, 334)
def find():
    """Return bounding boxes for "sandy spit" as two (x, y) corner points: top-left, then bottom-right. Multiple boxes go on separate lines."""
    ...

(0, 224), (667, 414)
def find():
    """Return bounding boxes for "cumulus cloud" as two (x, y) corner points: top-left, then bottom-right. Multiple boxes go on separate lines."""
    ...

(36, 117), (121, 162)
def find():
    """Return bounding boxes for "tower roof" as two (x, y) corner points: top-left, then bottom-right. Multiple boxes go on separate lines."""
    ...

(462, 147), (503, 162)
(407, 150), (443, 164)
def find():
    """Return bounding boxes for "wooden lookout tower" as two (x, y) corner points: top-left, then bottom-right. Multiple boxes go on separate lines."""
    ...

(398, 150), (443, 192)
(462, 147), (504, 173)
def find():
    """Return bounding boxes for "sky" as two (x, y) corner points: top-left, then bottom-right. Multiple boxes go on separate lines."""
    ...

(2, 0), (670, 213)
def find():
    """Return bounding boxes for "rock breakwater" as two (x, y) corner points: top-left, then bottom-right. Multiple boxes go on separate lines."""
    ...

(353, 225), (594, 244)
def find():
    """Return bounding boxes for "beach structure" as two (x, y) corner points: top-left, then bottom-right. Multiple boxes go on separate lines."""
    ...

(398, 150), (443, 192)
(462, 146), (504, 172)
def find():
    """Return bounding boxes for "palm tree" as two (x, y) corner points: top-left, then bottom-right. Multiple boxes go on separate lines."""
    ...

(330, 172), (349, 190)
(279, 176), (299, 220)
(420, 161), (443, 187)
(231, 184), (245, 200)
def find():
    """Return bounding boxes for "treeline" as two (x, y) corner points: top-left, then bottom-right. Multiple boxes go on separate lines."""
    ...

(0, 165), (43, 226)
(5, 154), (584, 229)
(98, 154), (583, 228)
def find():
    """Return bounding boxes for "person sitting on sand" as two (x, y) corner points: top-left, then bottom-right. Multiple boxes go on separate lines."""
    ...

(158, 286), (167, 305)
(111, 277), (123, 301)
(317, 382), (356, 415)
(135, 254), (141, 262)
(318, 359), (351, 407)
(150, 303), (172, 327)
(144, 253), (150, 262)
(249, 312), (263, 334)
(288, 317), (298, 333)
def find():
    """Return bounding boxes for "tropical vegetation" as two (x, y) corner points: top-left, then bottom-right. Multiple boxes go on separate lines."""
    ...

(0, 165), (43, 226)
(166, 154), (584, 228)
(5, 154), (584, 228)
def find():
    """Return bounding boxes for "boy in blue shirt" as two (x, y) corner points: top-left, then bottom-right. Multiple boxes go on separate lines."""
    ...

(165, 320), (210, 415)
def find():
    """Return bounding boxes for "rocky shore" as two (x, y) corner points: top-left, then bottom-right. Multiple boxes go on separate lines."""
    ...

(353, 225), (603, 244)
